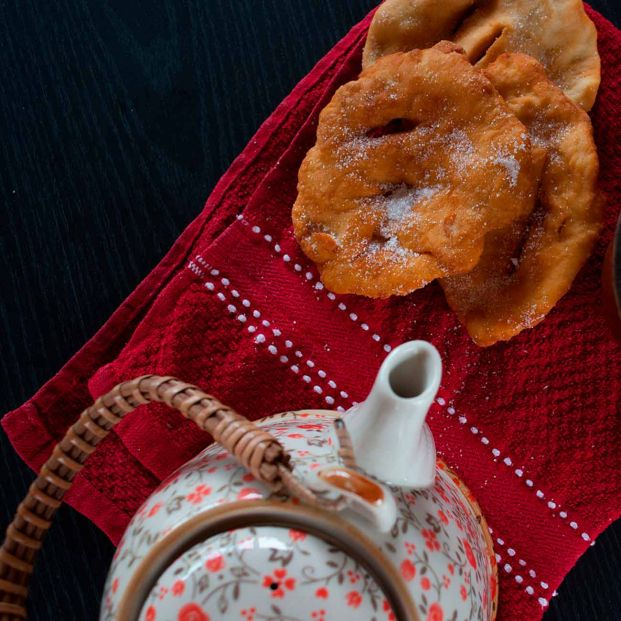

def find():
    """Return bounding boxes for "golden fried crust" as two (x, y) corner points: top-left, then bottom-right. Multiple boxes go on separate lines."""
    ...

(441, 53), (602, 346)
(363, 0), (601, 111)
(293, 44), (540, 298)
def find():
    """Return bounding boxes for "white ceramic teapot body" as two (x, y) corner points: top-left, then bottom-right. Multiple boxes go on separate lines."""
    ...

(100, 342), (497, 621)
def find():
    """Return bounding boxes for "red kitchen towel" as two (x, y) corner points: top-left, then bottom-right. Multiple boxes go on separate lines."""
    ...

(3, 5), (621, 621)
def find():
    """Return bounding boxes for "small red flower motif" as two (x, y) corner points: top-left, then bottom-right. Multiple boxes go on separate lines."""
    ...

(289, 529), (307, 542)
(463, 539), (477, 569)
(400, 559), (416, 581)
(447, 563), (454, 575)
(426, 602), (444, 621)
(315, 587), (329, 599)
(186, 484), (212, 504)
(346, 591), (362, 608)
(215, 453), (227, 461)
(111, 578), (119, 594)
(287, 433), (305, 439)
(421, 577), (431, 591)
(148, 503), (162, 517)
(237, 487), (262, 501)
(242, 472), (255, 482)
(347, 570), (361, 584)
(438, 510), (449, 525)
(311, 610), (326, 621)
(172, 580), (185, 596)
(241, 607), (256, 621)
(383, 598), (396, 621)
(442, 575), (450, 588)
(205, 553), (225, 573)
(263, 568), (296, 598)
(404, 541), (416, 555)
(158, 586), (168, 600)
(422, 529), (441, 551)
(436, 486), (449, 502)
(178, 603), (210, 621)
(145, 606), (156, 621)
(297, 450), (310, 457)
(460, 585), (468, 601)
(298, 423), (324, 430)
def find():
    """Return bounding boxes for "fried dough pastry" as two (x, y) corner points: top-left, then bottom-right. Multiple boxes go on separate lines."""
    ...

(293, 43), (540, 298)
(441, 53), (601, 346)
(363, 0), (600, 111)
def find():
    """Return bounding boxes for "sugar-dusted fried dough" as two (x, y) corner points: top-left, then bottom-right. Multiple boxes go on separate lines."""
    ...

(293, 44), (540, 298)
(441, 53), (601, 346)
(363, 0), (600, 111)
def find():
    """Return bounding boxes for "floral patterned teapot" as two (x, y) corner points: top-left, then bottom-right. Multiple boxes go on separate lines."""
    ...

(0, 341), (497, 621)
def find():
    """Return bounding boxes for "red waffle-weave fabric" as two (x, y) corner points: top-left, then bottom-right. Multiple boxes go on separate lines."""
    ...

(3, 6), (620, 620)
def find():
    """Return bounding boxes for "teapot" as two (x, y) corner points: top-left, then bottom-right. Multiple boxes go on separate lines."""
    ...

(0, 341), (497, 621)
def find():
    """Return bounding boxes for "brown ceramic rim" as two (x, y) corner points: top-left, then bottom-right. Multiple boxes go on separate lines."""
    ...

(115, 500), (421, 621)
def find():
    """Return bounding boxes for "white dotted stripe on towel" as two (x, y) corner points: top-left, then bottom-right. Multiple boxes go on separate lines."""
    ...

(488, 527), (550, 599)
(437, 397), (591, 543)
(493, 548), (548, 606)
(194, 257), (351, 411)
(236, 217), (394, 353)
(187, 260), (205, 278)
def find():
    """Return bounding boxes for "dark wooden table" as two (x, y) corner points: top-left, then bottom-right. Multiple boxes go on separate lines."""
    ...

(1, 1), (620, 619)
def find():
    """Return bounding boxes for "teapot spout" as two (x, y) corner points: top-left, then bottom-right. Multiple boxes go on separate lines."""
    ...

(344, 341), (441, 488)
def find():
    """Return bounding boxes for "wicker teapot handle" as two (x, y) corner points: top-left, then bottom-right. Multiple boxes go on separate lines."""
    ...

(0, 375), (347, 620)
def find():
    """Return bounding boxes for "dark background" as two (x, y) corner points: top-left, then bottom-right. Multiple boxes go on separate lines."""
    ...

(1, 1), (620, 619)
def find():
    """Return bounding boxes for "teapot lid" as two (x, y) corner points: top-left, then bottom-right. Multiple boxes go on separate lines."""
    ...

(138, 523), (400, 621)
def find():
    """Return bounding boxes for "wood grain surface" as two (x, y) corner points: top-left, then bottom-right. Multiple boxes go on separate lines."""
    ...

(1, 1), (619, 619)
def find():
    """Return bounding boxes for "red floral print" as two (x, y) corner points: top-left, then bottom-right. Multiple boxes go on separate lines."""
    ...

(400, 559), (416, 581)
(205, 553), (225, 573)
(298, 423), (324, 430)
(111, 578), (119, 594)
(463, 539), (477, 569)
(145, 606), (156, 621)
(383, 598), (396, 621)
(186, 484), (212, 504)
(346, 591), (362, 608)
(242, 472), (255, 482)
(315, 587), (329, 599)
(237, 487), (262, 501)
(447, 563), (454, 575)
(490, 572), (498, 598)
(148, 503), (162, 517)
(420, 577), (431, 591)
(460, 585), (468, 601)
(178, 603), (210, 621)
(437, 509), (449, 525)
(404, 541), (416, 555)
(289, 529), (307, 542)
(311, 610), (326, 621)
(262, 568), (296, 598)
(172, 580), (185, 596)
(442, 575), (450, 588)
(422, 529), (441, 551)
(241, 608), (256, 621)
(426, 602), (443, 621)
(287, 433), (305, 438)
(347, 570), (361, 584)
(157, 586), (168, 600)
